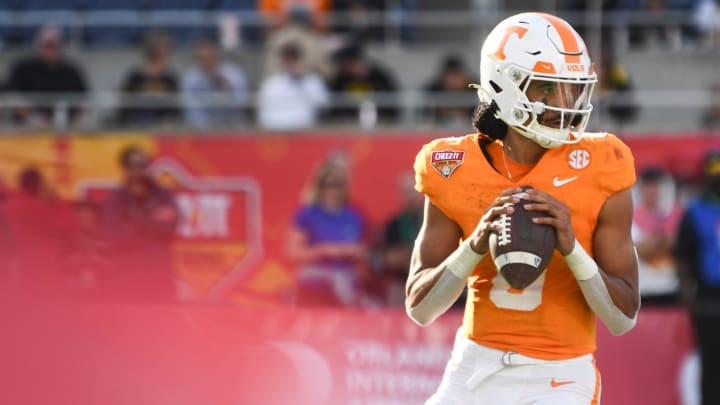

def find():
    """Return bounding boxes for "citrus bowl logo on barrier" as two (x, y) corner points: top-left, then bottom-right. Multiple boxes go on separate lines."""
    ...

(76, 157), (262, 301)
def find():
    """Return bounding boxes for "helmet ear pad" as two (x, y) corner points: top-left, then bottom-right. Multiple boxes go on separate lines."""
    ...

(484, 66), (534, 133)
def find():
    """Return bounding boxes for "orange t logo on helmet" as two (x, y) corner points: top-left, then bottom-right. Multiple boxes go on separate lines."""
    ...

(493, 25), (528, 61)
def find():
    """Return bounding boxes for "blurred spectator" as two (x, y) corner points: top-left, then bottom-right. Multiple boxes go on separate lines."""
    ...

(116, 31), (180, 127)
(17, 167), (59, 201)
(669, 0), (703, 47)
(563, 0), (698, 50)
(257, 43), (330, 130)
(103, 146), (179, 304)
(693, 0), (720, 49)
(181, 37), (249, 129)
(264, 7), (333, 79)
(377, 171), (423, 306)
(674, 150), (720, 405)
(332, 0), (386, 43)
(286, 151), (369, 306)
(395, 0), (418, 43)
(424, 55), (476, 129)
(632, 167), (683, 305)
(625, 0), (673, 48)
(328, 44), (399, 124)
(259, 0), (331, 33)
(2, 167), (72, 292)
(6, 25), (87, 129)
(701, 83), (720, 129)
(598, 46), (640, 128)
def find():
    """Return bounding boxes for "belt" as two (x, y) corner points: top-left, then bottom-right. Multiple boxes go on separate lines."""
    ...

(501, 351), (552, 366)
(466, 351), (544, 389)
(466, 350), (591, 390)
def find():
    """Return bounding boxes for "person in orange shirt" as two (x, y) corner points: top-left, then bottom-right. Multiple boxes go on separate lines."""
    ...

(405, 12), (640, 404)
(258, 0), (331, 32)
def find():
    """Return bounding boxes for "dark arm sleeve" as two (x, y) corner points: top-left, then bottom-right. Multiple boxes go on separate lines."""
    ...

(673, 210), (698, 265)
(384, 218), (402, 246)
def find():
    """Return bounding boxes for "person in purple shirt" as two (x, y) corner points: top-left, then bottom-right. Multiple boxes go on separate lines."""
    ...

(286, 151), (368, 306)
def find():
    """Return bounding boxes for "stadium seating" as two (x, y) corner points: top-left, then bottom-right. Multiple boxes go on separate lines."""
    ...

(0, 0), (260, 48)
(0, 0), (80, 46)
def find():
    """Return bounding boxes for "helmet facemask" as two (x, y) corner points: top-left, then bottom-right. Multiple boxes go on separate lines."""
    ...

(487, 63), (597, 148)
(513, 71), (596, 148)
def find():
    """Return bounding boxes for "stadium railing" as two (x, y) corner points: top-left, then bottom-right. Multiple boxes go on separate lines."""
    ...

(0, 7), (716, 132)
(0, 89), (713, 133)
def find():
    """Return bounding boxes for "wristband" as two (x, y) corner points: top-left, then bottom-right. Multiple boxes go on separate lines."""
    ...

(564, 239), (600, 281)
(446, 240), (485, 279)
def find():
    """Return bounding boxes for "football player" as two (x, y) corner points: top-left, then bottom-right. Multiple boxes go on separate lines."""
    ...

(405, 12), (639, 404)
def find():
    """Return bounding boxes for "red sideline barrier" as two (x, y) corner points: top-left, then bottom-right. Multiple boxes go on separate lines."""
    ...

(3, 132), (719, 304)
(0, 133), (703, 404)
(0, 297), (695, 405)
(2, 132), (719, 304)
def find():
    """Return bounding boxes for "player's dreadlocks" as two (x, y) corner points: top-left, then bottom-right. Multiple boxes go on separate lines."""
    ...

(472, 100), (507, 140)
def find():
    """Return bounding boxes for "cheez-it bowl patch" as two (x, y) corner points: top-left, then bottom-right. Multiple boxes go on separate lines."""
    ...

(430, 149), (465, 179)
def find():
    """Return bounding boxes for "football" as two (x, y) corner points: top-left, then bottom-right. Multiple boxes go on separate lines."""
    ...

(488, 186), (557, 290)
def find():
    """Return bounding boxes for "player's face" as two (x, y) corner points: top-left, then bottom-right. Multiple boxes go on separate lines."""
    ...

(524, 79), (592, 129)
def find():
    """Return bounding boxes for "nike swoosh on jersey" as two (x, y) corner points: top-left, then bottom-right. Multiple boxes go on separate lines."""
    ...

(552, 176), (579, 187)
(550, 378), (576, 388)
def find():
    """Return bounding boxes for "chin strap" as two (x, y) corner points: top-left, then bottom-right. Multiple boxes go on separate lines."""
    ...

(469, 83), (493, 104)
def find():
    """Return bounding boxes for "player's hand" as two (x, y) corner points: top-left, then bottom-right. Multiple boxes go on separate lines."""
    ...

(522, 188), (575, 255)
(467, 187), (523, 255)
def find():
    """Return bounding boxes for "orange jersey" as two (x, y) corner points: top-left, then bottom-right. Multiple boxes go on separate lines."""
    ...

(414, 133), (636, 359)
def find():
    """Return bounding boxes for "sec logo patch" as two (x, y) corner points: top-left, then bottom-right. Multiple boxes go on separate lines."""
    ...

(568, 149), (590, 170)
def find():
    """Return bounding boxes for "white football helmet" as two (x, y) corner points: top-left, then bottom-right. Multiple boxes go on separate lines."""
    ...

(477, 12), (597, 148)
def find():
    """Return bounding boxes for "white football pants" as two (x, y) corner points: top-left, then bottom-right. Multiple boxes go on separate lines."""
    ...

(427, 329), (601, 405)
